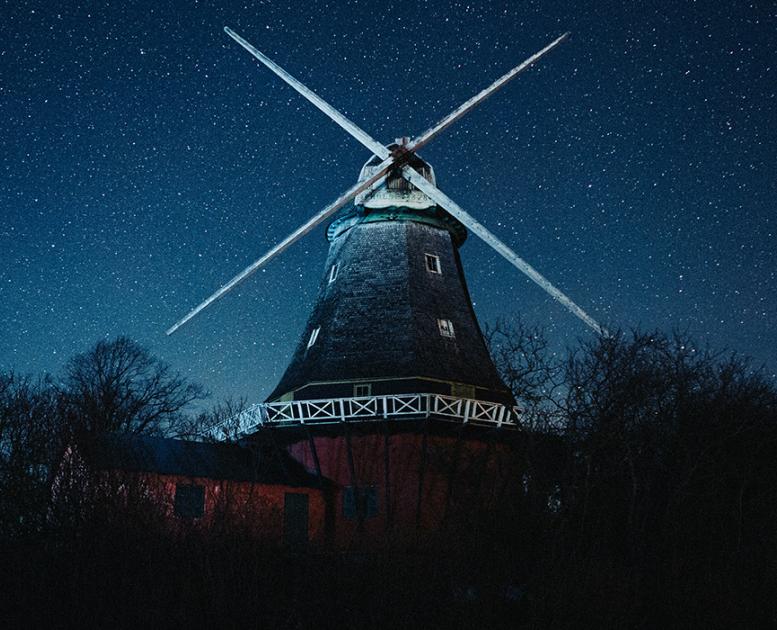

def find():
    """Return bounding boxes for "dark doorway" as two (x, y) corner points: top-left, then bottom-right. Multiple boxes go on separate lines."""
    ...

(283, 492), (309, 547)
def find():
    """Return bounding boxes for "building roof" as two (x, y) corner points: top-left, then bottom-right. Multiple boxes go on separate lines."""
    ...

(80, 433), (321, 487)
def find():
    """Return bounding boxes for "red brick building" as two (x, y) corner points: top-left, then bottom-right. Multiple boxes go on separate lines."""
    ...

(56, 433), (331, 546)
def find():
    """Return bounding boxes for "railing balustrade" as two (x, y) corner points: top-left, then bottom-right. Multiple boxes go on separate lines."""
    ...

(211, 393), (520, 438)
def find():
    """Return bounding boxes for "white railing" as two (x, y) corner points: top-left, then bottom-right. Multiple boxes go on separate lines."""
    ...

(211, 393), (520, 439)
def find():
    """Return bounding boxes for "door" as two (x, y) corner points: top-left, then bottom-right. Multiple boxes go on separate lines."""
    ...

(283, 492), (309, 547)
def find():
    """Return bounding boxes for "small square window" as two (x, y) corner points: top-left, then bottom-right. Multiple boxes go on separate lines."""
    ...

(343, 486), (379, 520)
(307, 326), (320, 348)
(437, 318), (455, 338)
(328, 263), (339, 283)
(451, 382), (476, 399)
(353, 383), (372, 397)
(425, 253), (441, 274)
(174, 484), (204, 519)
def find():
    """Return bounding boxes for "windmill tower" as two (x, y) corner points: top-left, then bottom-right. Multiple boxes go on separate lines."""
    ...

(267, 144), (512, 406)
(168, 28), (605, 545)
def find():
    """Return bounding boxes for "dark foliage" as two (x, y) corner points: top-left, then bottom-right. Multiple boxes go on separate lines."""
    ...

(0, 337), (206, 540)
(485, 318), (566, 430)
(0, 373), (61, 537)
(61, 336), (206, 436)
(1, 329), (776, 629)
(177, 396), (249, 442)
(553, 330), (777, 628)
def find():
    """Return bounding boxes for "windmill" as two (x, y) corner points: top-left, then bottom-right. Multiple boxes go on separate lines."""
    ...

(167, 28), (605, 544)
(167, 27), (604, 340)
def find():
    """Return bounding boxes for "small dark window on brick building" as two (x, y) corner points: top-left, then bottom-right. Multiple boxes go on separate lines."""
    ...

(451, 382), (476, 399)
(425, 253), (441, 274)
(174, 484), (204, 519)
(284, 492), (309, 547)
(353, 383), (372, 397)
(343, 486), (379, 520)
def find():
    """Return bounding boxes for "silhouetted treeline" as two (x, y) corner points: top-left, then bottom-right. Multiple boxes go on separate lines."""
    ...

(488, 324), (777, 628)
(1, 329), (776, 629)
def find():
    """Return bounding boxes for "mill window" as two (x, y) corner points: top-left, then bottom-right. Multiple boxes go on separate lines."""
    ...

(283, 493), (309, 547)
(437, 318), (455, 338)
(425, 253), (441, 274)
(328, 263), (339, 283)
(353, 383), (372, 397)
(174, 484), (204, 519)
(343, 486), (379, 520)
(307, 326), (321, 348)
(451, 382), (476, 399)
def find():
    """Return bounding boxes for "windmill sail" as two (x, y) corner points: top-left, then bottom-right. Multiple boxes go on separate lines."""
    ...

(399, 166), (606, 336)
(167, 28), (605, 338)
(165, 158), (394, 335)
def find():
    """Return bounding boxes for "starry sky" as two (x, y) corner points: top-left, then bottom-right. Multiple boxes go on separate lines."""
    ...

(2, 0), (775, 405)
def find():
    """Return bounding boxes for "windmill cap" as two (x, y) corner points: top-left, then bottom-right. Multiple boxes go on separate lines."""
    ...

(327, 148), (467, 246)
(355, 144), (437, 209)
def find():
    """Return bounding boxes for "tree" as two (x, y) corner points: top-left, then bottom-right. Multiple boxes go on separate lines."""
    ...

(0, 372), (61, 536)
(61, 337), (206, 436)
(485, 317), (565, 429)
(177, 396), (249, 442)
(552, 329), (777, 626)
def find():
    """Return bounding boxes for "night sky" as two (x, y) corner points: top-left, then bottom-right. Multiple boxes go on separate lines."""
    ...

(3, 1), (775, 405)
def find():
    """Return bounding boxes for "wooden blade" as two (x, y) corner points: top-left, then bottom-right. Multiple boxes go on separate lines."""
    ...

(400, 166), (606, 336)
(408, 32), (570, 153)
(166, 158), (395, 335)
(224, 27), (390, 160)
